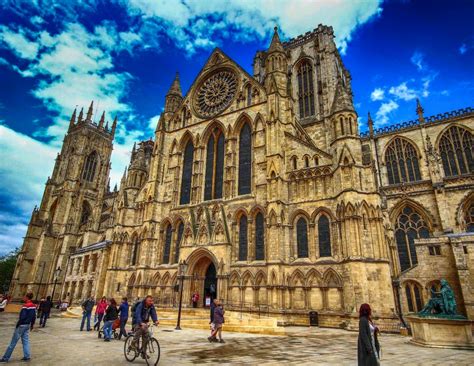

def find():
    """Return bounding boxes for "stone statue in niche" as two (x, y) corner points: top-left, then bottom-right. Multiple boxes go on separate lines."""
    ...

(425, 135), (442, 180)
(418, 279), (465, 318)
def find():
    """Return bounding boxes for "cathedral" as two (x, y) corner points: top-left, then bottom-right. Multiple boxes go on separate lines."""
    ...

(10, 25), (474, 330)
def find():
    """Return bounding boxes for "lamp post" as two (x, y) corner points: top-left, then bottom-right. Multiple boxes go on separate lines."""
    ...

(51, 267), (62, 301)
(175, 260), (188, 330)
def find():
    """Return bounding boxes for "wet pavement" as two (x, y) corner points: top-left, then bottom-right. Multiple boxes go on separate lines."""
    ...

(0, 312), (472, 365)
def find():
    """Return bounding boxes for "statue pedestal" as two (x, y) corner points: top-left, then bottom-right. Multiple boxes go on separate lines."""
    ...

(406, 315), (474, 350)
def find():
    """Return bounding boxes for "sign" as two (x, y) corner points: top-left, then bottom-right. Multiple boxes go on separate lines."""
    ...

(205, 296), (211, 307)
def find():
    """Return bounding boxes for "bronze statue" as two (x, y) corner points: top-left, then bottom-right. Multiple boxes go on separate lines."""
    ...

(418, 279), (458, 317)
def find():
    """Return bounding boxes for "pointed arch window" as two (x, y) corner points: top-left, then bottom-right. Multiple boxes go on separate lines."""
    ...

(405, 282), (423, 312)
(238, 215), (248, 261)
(465, 203), (474, 233)
(238, 123), (252, 195)
(82, 151), (98, 182)
(255, 212), (265, 260)
(131, 236), (140, 265)
(205, 128), (225, 200)
(318, 215), (331, 257)
(163, 224), (172, 264)
(385, 138), (421, 185)
(439, 126), (474, 177)
(180, 140), (194, 205)
(296, 217), (309, 258)
(80, 201), (91, 225)
(297, 60), (315, 118)
(174, 222), (184, 263)
(395, 206), (430, 272)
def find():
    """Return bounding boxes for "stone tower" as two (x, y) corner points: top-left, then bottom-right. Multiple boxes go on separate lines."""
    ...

(10, 102), (116, 300)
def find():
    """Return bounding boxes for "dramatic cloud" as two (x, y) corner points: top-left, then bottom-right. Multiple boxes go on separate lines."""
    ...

(375, 100), (398, 127)
(370, 88), (385, 101)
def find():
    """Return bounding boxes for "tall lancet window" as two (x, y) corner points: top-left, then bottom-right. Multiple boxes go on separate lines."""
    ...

(297, 60), (315, 119)
(238, 214), (248, 261)
(255, 212), (265, 260)
(318, 215), (331, 257)
(439, 126), (474, 177)
(174, 222), (184, 263)
(179, 140), (194, 205)
(204, 127), (225, 200)
(296, 217), (309, 258)
(385, 138), (421, 185)
(163, 224), (172, 264)
(82, 151), (98, 182)
(238, 122), (252, 195)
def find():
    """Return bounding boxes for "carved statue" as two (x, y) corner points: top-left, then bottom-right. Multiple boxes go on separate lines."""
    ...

(418, 279), (460, 317)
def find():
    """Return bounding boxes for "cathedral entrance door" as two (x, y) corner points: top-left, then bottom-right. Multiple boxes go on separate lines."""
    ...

(203, 262), (217, 306)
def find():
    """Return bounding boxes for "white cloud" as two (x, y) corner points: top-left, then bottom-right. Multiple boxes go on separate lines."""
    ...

(410, 51), (425, 71)
(0, 25), (39, 59)
(389, 82), (417, 101)
(375, 100), (398, 127)
(148, 114), (161, 133)
(370, 88), (384, 101)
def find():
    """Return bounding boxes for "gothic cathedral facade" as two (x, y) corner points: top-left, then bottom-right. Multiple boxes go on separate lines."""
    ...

(10, 25), (474, 330)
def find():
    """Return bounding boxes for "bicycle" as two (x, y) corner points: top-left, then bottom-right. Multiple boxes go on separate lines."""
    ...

(124, 324), (160, 365)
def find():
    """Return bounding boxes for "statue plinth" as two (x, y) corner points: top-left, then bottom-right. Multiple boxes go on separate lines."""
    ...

(406, 315), (474, 350)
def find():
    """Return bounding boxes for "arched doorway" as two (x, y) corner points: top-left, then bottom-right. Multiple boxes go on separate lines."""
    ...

(188, 252), (219, 308)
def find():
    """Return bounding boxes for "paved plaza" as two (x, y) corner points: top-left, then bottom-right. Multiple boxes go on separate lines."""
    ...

(0, 312), (472, 365)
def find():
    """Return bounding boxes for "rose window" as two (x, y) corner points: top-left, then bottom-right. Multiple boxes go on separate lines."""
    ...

(195, 70), (237, 118)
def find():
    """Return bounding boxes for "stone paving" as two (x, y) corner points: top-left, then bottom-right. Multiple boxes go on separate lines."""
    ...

(0, 312), (472, 365)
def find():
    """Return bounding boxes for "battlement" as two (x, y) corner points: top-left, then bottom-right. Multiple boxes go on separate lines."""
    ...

(360, 106), (474, 139)
(282, 24), (334, 49)
(67, 101), (117, 138)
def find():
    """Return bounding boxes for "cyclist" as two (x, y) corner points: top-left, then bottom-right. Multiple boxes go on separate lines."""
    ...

(132, 295), (159, 352)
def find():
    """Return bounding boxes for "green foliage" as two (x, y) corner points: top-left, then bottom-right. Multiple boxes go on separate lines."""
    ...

(0, 248), (19, 294)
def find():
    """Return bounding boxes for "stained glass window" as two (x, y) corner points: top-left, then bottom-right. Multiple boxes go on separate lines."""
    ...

(255, 212), (265, 260)
(239, 215), (248, 261)
(179, 140), (194, 204)
(385, 138), (421, 185)
(174, 222), (184, 263)
(297, 60), (315, 118)
(82, 151), (98, 182)
(395, 206), (430, 271)
(439, 126), (474, 177)
(296, 217), (309, 258)
(238, 123), (252, 195)
(465, 203), (474, 233)
(318, 215), (331, 257)
(131, 236), (139, 265)
(205, 128), (225, 200)
(163, 224), (172, 264)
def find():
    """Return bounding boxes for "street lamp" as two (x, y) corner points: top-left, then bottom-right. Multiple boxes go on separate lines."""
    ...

(51, 267), (62, 301)
(175, 260), (188, 330)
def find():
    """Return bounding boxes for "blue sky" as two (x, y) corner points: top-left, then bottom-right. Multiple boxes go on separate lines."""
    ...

(0, 0), (473, 254)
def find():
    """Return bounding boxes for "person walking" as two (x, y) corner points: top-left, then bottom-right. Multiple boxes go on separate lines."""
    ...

(38, 296), (53, 328)
(0, 292), (36, 363)
(94, 297), (107, 331)
(358, 303), (381, 366)
(191, 292), (200, 308)
(208, 298), (218, 342)
(80, 297), (94, 331)
(209, 300), (225, 343)
(103, 298), (118, 342)
(118, 297), (129, 340)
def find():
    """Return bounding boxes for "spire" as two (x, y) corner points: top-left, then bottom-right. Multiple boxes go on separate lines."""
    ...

(331, 77), (354, 114)
(132, 142), (136, 153)
(268, 26), (284, 53)
(416, 98), (425, 123)
(111, 116), (117, 138)
(113, 183), (118, 192)
(166, 72), (182, 97)
(98, 111), (105, 128)
(368, 112), (374, 137)
(78, 107), (84, 123)
(68, 108), (77, 131)
(122, 166), (128, 182)
(86, 101), (94, 122)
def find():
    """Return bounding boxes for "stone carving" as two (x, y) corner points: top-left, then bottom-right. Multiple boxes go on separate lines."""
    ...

(195, 69), (237, 118)
(425, 135), (442, 179)
(418, 279), (465, 318)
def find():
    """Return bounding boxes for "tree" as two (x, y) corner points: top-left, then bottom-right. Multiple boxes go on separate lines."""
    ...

(0, 248), (19, 294)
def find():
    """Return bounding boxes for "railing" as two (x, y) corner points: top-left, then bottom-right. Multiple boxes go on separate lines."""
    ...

(224, 300), (271, 319)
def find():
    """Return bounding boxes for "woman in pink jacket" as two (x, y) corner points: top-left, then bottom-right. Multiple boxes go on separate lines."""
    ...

(93, 297), (107, 331)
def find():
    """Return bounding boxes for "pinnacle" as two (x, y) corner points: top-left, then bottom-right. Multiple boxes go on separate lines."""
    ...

(86, 100), (94, 121)
(167, 72), (182, 97)
(268, 25), (284, 53)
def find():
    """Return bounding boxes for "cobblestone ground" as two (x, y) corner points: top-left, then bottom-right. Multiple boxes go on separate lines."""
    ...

(0, 312), (472, 365)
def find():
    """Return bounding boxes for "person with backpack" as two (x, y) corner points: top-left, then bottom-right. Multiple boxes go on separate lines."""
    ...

(80, 297), (95, 331)
(38, 296), (53, 328)
(0, 292), (36, 363)
(132, 296), (159, 350)
(103, 298), (118, 342)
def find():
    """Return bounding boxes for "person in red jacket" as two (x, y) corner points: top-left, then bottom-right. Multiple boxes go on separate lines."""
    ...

(94, 297), (107, 331)
(0, 293), (36, 363)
